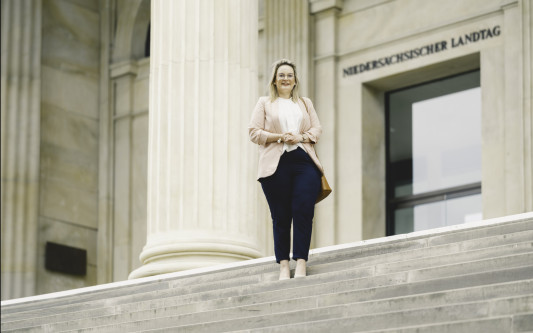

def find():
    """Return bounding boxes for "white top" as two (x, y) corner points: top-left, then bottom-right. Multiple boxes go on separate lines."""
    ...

(278, 97), (304, 153)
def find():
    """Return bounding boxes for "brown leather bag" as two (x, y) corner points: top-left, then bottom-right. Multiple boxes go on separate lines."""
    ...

(316, 174), (332, 203)
(300, 98), (332, 203)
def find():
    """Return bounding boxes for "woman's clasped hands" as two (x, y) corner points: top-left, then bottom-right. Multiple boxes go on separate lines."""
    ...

(282, 132), (302, 145)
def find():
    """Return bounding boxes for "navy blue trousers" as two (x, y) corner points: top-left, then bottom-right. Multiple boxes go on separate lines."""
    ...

(259, 147), (322, 263)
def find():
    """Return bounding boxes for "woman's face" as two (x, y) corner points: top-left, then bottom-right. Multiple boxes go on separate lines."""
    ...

(275, 65), (295, 97)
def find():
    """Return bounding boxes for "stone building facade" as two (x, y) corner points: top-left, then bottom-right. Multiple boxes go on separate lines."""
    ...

(1, 0), (532, 300)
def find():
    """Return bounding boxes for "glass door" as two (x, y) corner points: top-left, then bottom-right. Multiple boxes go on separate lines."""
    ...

(386, 70), (482, 235)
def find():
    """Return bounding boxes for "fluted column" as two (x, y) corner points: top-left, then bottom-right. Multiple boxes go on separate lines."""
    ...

(1, 0), (42, 300)
(264, 0), (311, 96)
(130, 0), (260, 279)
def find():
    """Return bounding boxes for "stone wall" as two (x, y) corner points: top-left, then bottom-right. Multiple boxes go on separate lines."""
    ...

(314, 0), (533, 246)
(37, 0), (100, 294)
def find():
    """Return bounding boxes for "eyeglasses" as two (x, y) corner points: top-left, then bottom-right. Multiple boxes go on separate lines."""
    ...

(277, 74), (294, 80)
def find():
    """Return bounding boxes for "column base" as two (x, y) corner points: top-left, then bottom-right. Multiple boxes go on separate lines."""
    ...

(129, 233), (263, 279)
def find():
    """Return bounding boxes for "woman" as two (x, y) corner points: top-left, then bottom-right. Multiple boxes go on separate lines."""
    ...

(248, 59), (324, 280)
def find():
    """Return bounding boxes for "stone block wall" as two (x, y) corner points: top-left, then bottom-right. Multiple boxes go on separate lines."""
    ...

(37, 0), (100, 295)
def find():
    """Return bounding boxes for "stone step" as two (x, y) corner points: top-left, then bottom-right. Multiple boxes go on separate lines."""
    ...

(348, 315), (532, 333)
(311, 237), (533, 277)
(34, 278), (533, 333)
(2, 237), (532, 327)
(3, 229), (531, 325)
(230, 318), (518, 333)
(3, 217), (531, 317)
(228, 296), (533, 333)
(107, 294), (533, 332)
(20, 264), (533, 333)
(309, 218), (533, 266)
(2, 216), (532, 333)
(3, 241), (532, 330)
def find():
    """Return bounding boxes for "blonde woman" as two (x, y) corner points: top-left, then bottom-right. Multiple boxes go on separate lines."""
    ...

(248, 59), (324, 280)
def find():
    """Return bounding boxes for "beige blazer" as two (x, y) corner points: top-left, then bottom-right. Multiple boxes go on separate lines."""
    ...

(248, 96), (324, 180)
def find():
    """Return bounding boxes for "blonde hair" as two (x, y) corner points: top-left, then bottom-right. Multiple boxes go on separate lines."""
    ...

(269, 59), (300, 103)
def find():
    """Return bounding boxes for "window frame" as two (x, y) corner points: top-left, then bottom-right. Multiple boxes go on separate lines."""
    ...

(384, 69), (482, 236)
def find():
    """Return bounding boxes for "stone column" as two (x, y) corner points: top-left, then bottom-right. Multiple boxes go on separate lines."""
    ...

(263, 0), (311, 96)
(309, 0), (342, 247)
(523, 0), (533, 212)
(482, 1), (533, 218)
(130, 0), (261, 279)
(1, 0), (42, 300)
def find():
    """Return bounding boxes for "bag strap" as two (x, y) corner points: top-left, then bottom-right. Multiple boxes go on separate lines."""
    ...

(300, 97), (310, 142)
(300, 97), (319, 153)
(300, 98), (326, 177)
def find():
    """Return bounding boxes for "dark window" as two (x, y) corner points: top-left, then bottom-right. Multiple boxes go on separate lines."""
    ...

(386, 70), (482, 235)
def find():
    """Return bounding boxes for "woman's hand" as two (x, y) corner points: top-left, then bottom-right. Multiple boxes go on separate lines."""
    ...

(282, 133), (303, 145)
(265, 133), (283, 143)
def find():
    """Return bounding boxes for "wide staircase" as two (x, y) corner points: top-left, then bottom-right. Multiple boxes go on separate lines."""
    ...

(2, 214), (533, 333)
